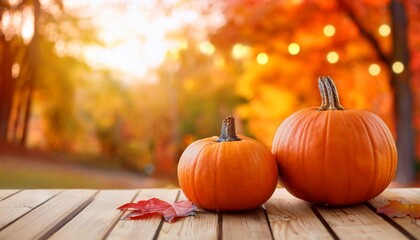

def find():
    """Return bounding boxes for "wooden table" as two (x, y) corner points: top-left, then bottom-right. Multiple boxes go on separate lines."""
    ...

(0, 188), (419, 240)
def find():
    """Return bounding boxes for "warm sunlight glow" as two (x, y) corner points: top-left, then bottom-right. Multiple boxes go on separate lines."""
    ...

(21, 7), (34, 45)
(198, 41), (215, 55)
(256, 52), (269, 65)
(8, 0), (21, 5)
(288, 43), (300, 55)
(392, 61), (404, 74)
(232, 43), (250, 59)
(326, 51), (339, 64)
(11, 63), (20, 78)
(378, 24), (391, 37)
(323, 24), (336, 37)
(61, 0), (225, 82)
(368, 64), (381, 76)
(291, 0), (304, 5)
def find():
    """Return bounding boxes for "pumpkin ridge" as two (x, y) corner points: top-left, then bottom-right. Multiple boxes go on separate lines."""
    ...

(279, 109), (312, 198)
(339, 111), (352, 205)
(214, 141), (223, 210)
(193, 141), (216, 208)
(341, 109), (364, 204)
(322, 110), (332, 204)
(361, 111), (397, 191)
(372, 112), (397, 186)
(365, 113), (392, 193)
(178, 139), (205, 205)
(352, 111), (378, 202)
(272, 110), (301, 159)
(298, 110), (319, 201)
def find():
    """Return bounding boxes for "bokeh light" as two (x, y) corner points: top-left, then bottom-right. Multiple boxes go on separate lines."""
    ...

(256, 52), (269, 65)
(368, 64), (381, 76)
(323, 24), (336, 37)
(392, 61), (404, 74)
(198, 41), (215, 55)
(378, 24), (391, 37)
(232, 43), (250, 59)
(288, 43), (300, 55)
(326, 51), (339, 64)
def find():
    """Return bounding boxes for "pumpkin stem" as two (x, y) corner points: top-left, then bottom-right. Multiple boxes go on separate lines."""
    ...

(318, 76), (344, 111)
(216, 116), (241, 142)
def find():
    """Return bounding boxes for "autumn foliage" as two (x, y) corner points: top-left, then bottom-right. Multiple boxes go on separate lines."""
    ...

(377, 200), (420, 219)
(118, 198), (196, 222)
(0, 0), (419, 184)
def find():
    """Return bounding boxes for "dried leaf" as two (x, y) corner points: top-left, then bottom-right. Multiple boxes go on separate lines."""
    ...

(118, 198), (197, 223)
(377, 200), (420, 219)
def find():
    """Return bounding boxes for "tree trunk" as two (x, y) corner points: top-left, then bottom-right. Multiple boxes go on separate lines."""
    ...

(0, 38), (16, 141)
(390, 0), (416, 184)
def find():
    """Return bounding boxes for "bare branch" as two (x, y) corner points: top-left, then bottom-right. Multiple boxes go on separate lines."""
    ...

(337, 0), (390, 67)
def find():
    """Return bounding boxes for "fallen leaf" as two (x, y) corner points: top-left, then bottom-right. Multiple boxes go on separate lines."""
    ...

(118, 198), (197, 223)
(376, 200), (420, 219)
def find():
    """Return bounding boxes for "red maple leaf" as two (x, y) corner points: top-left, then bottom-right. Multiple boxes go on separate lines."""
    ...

(376, 200), (420, 219)
(118, 198), (197, 223)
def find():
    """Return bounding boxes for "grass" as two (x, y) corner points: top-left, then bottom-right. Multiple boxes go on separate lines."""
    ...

(0, 154), (176, 189)
(0, 168), (111, 189)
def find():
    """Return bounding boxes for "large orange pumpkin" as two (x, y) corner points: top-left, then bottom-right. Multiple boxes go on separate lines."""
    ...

(178, 116), (279, 211)
(272, 76), (397, 206)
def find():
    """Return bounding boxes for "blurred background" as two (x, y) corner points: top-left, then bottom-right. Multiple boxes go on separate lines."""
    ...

(0, 0), (419, 188)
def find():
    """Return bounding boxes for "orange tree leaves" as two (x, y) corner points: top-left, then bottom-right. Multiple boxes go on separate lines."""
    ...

(377, 200), (420, 219)
(209, 0), (397, 147)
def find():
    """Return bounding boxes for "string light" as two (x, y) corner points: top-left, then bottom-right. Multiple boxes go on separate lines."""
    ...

(368, 64), (381, 76)
(392, 61), (404, 74)
(326, 51), (339, 64)
(378, 24), (391, 37)
(288, 43), (300, 55)
(323, 24), (336, 37)
(256, 52), (269, 65)
(232, 44), (250, 59)
(198, 41), (215, 55)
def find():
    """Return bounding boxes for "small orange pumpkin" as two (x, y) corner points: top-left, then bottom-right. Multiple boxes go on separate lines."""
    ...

(272, 76), (397, 206)
(178, 116), (279, 211)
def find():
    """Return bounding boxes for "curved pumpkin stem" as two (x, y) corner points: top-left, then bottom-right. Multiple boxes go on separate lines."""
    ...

(216, 116), (241, 142)
(318, 76), (344, 111)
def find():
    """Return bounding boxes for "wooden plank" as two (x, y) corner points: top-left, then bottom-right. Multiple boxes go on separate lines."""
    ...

(0, 189), (60, 230)
(106, 188), (179, 240)
(0, 189), (97, 240)
(369, 188), (420, 238)
(316, 199), (407, 240)
(222, 206), (272, 239)
(388, 188), (420, 199)
(266, 188), (334, 240)
(158, 191), (218, 240)
(0, 190), (20, 201)
(49, 189), (138, 240)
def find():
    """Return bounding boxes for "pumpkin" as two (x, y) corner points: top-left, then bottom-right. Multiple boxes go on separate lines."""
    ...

(272, 76), (397, 206)
(178, 116), (279, 211)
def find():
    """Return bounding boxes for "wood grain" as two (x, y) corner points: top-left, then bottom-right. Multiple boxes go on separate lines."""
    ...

(222, 207), (272, 240)
(369, 188), (420, 238)
(266, 189), (334, 240)
(0, 188), (418, 240)
(158, 191), (218, 240)
(0, 190), (19, 201)
(0, 189), (60, 230)
(316, 199), (407, 240)
(106, 188), (179, 240)
(0, 189), (97, 240)
(49, 189), (138, 240)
